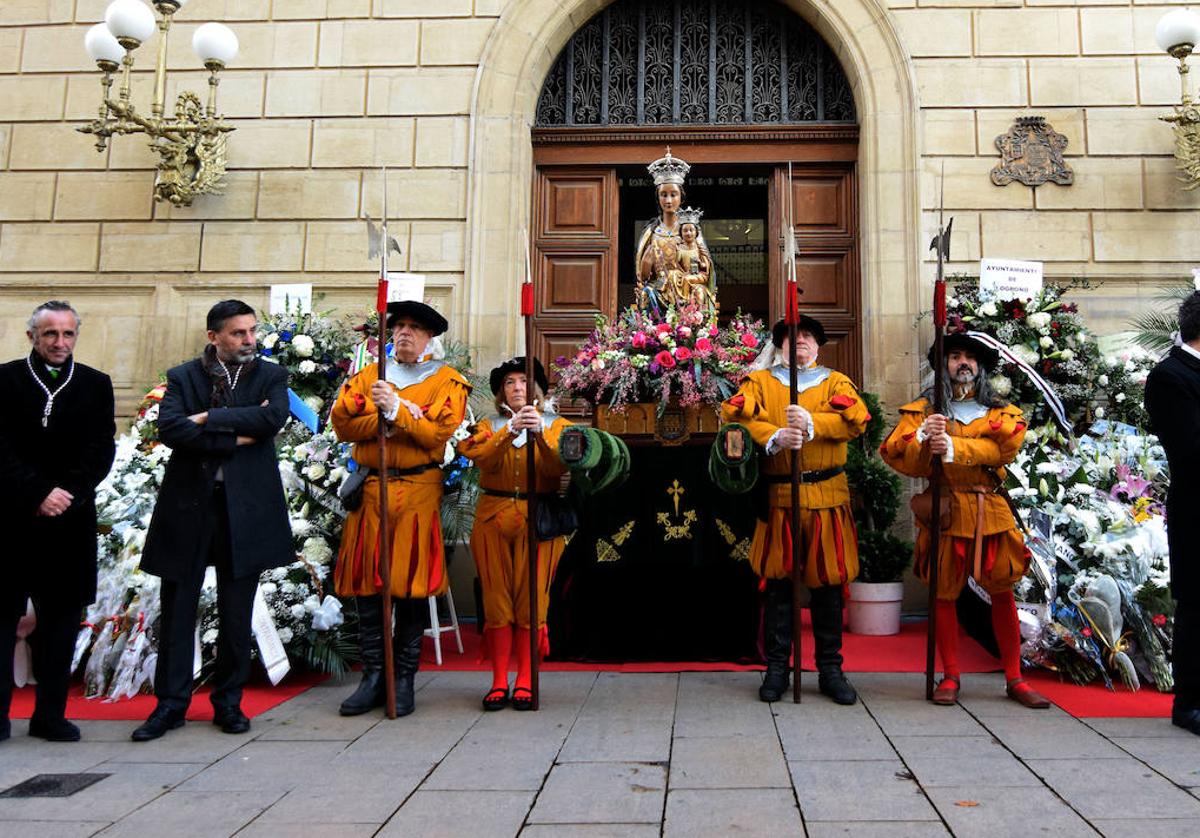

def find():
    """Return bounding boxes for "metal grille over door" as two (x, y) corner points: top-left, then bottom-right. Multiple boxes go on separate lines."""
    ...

(535, 0), (856, 127)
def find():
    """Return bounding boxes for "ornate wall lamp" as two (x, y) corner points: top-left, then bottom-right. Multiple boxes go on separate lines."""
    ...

(78, 0), (239, 206)
(1156, 8), (1200, 190)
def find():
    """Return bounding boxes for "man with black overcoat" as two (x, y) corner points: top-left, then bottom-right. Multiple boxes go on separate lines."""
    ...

(132, 300), (293, 741)
(0, 301), (115, 743)
(1144, 290), (1200, 736)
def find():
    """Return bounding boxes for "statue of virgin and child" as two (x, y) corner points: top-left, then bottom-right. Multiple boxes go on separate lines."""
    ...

(635, 149), (718, 319)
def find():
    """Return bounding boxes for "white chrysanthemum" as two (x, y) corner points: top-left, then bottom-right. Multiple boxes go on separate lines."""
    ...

(988, 374), (1012, 397)
(1097, 374), (1109, 387)
(260, 582), (277, 596)
(979, 301), (999, 317)
(277, 627), (293, 644)
(290, 518), (312, 537)
(1115, 392), (1126, 403)
(1059, 349), (1074, 361)
(262, 333), (279, 349)
(1026, 311), (1052, 331)
(289, 604), (306, 620)
(304, 395), (323, 413)
(303, 463), (327, 481)
(1095, 406), (1106, 418)
(298, 360), (317, 374)
(301, 537), (333, 566)
(291, 334), (315, 357)
(1039, 336), (1054, 349)
(202, 629), (218, 644)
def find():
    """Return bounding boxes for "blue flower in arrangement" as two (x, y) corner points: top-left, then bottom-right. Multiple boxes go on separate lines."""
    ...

(279, 330), (293, 342)
(443, 469), (463, 489)
(346, 457), (359, 473)
(261, 348), (273, 357)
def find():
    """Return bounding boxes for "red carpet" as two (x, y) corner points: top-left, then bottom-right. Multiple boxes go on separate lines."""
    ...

(1024, 670), (1172, 718)
(422, 614), (1002, 674)
(8, 671), (327, 722)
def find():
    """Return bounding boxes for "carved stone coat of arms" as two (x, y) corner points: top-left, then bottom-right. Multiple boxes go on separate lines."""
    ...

(991, 116), (1073, 188)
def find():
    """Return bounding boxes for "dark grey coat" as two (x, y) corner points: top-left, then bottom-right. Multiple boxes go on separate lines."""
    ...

(1144, 346), (1200, 603)
(141, 358), (293, 581)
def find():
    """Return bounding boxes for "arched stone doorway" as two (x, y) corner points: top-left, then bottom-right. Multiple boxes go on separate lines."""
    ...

(529, 0), (863, 380)
(466, 0), (921, 407)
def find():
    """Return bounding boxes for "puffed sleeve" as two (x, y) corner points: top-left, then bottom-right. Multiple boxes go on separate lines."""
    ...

(951, 405), (1026, 468)
(810, 374), (870, 443)
(458, 417), (510, 472)
(880, 400), (933, 478)
(391, 371), (471, 455)
(330, 369), (380, 444)
(720, 375), (778, 448)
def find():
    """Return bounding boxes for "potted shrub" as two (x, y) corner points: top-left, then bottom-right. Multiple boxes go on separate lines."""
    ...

(845, 393), (913, 635)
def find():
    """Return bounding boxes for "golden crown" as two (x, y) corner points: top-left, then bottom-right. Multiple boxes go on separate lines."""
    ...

(676, 206), (704, 226)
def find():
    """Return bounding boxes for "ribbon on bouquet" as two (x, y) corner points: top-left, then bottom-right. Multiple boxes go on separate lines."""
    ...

(964, 330), (1072, 437)
(251, 584), (292, 686)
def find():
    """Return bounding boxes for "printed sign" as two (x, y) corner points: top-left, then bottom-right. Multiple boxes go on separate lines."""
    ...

(269, 283), (313, 315)
(386, 272), (426, 303)
(979, 258), (1044, 300)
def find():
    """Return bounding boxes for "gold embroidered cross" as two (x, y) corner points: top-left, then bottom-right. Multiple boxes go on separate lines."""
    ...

(667, 479), (685, 516)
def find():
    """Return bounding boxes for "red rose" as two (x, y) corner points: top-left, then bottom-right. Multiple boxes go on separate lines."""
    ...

(1153, 614), (1168, 628)
(675, 346), (693, 362)
(655, 350), (676, 369)
(740, 332), (759, 349)
(694, 337), (713, 353)
(1081, 627), (1092, 638)
(631, 332), (648, 349)
(656, 323), (671, 333)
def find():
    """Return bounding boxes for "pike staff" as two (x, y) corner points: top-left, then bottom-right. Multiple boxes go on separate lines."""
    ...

(925, 167), (953, 702)
(369, 167), (401, 719)
(522, 230), (541, 711)
(785, 162), (804, 704)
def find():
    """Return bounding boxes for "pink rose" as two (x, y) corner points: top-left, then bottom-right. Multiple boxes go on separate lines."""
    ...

(694, 337), (713, 353)
(656, 323), (672, 333)
(678, 326), (693, 339)
(709, 326), (719, 337)
(655, 350), (676, 369)
(675, 346), (693, 362)
(631, 332), (647, 349)
(740, 332), (759, 349)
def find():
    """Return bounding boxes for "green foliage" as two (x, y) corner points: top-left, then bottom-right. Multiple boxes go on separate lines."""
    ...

(846, 391), (913, 583)
(1129, 282), (1192, 354)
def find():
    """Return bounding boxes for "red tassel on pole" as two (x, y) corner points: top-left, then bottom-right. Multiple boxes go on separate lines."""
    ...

(521, 281), (535, 317)
(376, 274), (389, 315)
(933, 280), (947, 329)
(785, 281), (800, 326)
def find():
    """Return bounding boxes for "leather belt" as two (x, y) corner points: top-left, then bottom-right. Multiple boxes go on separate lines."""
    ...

(765, 465), (845, 484)
(367, 463), (439, 478)
(482, 488), (556, 501)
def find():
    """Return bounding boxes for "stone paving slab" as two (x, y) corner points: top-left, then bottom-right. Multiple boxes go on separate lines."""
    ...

(806, 822), (953, 837)
(973, 716), (1129, 759)
(788, 759), (940, 822)
(1092, 818), (1200, 837)
(93, 789), (284, 838)
(557, 716), (673, 763)
(669, 735), (791, 789)
(235, 824), (377, 838)
(1110, 736), (1200, 788)
(1024, 757), (1200, 820)
(0, 822), (109, 838)
(0, 761), (204, 824)
(176, 741), (348, 794)
(520, 825), (661, 837)
(925, 785), (1099, 838)
(376, 789), (535, 838)
(527, 762), (666, 824)
(663, 788), (802, 837)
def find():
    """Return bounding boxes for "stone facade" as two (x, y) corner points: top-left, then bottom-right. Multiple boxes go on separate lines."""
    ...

(0, 0), (1195, 417)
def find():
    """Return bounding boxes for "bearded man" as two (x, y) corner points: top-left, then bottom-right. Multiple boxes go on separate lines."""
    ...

(881, 333), (1049, 708)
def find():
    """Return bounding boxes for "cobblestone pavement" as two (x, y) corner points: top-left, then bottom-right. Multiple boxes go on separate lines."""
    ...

(1, 671), (1197, 837)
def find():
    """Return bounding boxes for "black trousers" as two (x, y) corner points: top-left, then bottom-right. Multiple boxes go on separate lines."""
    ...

(1174, 598), (1200, 710)
(153, 485), (257, 713)
(0, 591), (81, 724)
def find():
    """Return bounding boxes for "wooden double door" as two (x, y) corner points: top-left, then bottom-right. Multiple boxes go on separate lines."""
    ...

(530, 129), (862, 385)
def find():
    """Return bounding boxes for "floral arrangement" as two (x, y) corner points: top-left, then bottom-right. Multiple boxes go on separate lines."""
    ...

(947, 280), (1102, 429)
(553, 303), (764, 411)
(1091, 347), (1156, 428)
(1006, 422), (1172, 691)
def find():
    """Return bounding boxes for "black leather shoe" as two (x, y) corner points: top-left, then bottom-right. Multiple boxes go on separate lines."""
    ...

(131, 707), (185, 742)
(1171, 707), (1200, 735)
(28, 717), (81, 742)
(818, 670), (859, 706)
(759, 669), (790, 703)
(212, 707), (250, 734)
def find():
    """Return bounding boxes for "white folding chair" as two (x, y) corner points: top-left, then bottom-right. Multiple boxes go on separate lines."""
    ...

(424, 587), (464, 666)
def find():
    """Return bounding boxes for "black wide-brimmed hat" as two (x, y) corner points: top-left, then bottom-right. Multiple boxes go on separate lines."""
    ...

(489, 356), (549, 396)
(771, 315), (827, 347)
(386, 300), (448, 336)
(929, 332), (1000, 371)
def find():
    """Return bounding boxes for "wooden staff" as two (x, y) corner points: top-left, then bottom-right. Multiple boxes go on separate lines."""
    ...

(375, 167), (397, 719)
(785, 162), (804, 704)
(522, 230), (541, 711)
(925, 168), (951, 702)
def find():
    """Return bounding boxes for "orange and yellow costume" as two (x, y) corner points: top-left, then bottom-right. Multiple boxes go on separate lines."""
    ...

(879, 398), (1030, 600)
(331, 362), (470, 599)
(721, 367), (870, 587)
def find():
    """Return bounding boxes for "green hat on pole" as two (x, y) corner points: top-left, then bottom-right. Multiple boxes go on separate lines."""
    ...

(709, 423), (758, 495)
(559, 426), (630, 496)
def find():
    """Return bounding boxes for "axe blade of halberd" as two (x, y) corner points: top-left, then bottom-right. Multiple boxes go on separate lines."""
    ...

(365, 215), (402, 260)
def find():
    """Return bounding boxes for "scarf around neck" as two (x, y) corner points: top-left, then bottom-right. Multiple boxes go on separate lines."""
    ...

(203, 344), (256, 408)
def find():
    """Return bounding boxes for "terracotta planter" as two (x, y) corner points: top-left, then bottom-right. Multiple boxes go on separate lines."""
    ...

(847, 581), (904, 636)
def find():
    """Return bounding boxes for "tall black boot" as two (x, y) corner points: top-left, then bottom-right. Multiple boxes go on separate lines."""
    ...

(811, 585), (857, 705)
(393, 598), (425, 717)
(759, 579), (793, 702)
(339, 596), (386, 716)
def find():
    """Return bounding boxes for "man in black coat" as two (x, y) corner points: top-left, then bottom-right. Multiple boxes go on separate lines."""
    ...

(1144, 290), (1200, 736)
(0, 301), (115, 743)
(132, 300), (293, 741)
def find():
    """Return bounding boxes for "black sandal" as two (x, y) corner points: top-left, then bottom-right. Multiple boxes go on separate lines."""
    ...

(482, 687), (509, 711)
(511, 687), (534, 711)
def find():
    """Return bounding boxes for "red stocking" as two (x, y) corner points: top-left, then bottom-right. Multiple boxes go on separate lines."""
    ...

(935, 600), (961, 682)
(485, 626), (512, 691)
(514, 627), (533, 693)
(990, 589), (1023, 683)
